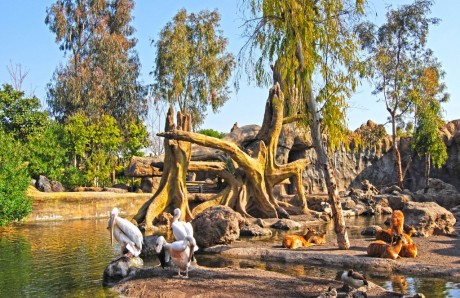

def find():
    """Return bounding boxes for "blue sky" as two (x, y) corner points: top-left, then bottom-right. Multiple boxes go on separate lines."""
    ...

(0, 0), (459, 133)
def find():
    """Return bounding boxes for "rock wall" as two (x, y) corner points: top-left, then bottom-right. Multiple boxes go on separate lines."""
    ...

(25, 189), (152, 222)
(279, 120), (460, 193)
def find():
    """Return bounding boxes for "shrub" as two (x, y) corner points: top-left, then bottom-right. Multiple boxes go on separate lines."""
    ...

(197, 128), (226, 139)
(0, 130), (32, 226)
(61, 167), (86, 190)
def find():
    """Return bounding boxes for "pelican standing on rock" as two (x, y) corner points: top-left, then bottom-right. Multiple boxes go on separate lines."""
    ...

(155, 235), (197, 278)
(108, 207), (143, 257)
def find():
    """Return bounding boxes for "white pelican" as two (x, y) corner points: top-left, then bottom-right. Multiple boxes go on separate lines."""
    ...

(341, 269), (368, 289)
(171, 208), (198, 253)
(155, 235), (196, 278)
(108, 207), (143, 257)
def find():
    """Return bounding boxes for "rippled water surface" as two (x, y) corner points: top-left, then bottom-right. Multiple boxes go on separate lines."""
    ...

(0, 216), (459, 297)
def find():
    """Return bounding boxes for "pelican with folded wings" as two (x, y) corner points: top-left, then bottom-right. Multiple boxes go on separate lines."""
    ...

(108, 207), (143, 257)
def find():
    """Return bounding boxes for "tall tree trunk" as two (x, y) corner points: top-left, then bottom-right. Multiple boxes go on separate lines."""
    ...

(293, 40), (350, 249)
(304, 82), (350, 250)
(391, 115), (404, 188)
(424, 153), (431, 193)
(133, 105), (193, 229)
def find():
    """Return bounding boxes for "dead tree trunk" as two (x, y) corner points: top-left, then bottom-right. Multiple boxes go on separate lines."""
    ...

(133, 106), (193, 229)
(157, 84), (310, 219)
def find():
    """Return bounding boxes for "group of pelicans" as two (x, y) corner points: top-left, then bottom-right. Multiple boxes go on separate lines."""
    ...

(107, 207), (197, 278)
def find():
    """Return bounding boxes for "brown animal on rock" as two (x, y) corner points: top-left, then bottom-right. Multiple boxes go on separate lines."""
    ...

(367, 235), (403, 260)
(282, 227), (318, 249)
(282, 235), (314, 249)
(376, 225), (416, 244)
(399, 243), (418, 258)
(391, 210), (404, 238)
(308, 231), (326, 245)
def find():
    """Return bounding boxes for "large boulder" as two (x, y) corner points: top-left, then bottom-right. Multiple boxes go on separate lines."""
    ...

(270, 219), (302, 230)
(102, 256), (143, 286)
(414, 178), (460, 209)
(36, 175), (52, 192)
(51, 180), (64, 192)
(124, 156), (163, 177)
(191, 206), (244, 248)
(389, 194), (413, 210)
(403, 202), (457, 237)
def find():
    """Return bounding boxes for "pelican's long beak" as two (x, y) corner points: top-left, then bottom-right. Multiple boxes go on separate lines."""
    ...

(110, 214), (115, 246)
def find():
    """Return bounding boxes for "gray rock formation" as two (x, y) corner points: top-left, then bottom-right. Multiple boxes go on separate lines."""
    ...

(240, 224), (273, 236)
(270, 219), (302, 230)
(102, 256), (143, 286)
(36, 175), (52, 192)
(414, 178), (460, 209)
(191, 206), (244, 248)
(403, 202), (457, 237)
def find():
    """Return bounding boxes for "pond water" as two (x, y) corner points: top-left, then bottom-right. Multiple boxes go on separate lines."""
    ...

(0, 216), (459, 297)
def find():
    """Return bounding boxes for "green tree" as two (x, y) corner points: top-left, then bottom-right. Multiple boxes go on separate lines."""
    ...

(240, 0), (366, 249)
(357, 0), (439, 188)
(45, 0), (147, 126)
(122, 120), (150, 159)
(85, 115), (122, 186)
(0, 130), (32, 226)
(26, 121), (68, 181)
(197, 128), (226, 139)
(0, 84), (48, 142)
(152, 9), (235, 129)
(64, 112), (91, 168)
(410, 54), (449, 190)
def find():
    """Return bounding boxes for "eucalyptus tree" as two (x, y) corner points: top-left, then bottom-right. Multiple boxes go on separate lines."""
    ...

(152, 9), (235, 129)
(45, 0), (147, 126)
(238, 0), (368, 249)
(410, 53), (449, 190)
(357, 0), (439, 188)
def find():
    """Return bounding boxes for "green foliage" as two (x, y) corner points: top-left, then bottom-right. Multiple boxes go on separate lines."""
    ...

(152, 9), (235, 129)
(410, 55), (449, 168)
(0, 84), (48, 142)
(61, 166), (85, 190)
(197, 128), (226, 139)
(45, 0), (147, 125)
(122, 120), (150, 159)
(64, 112), (91, 166)
(240, 0), (366, 150)
(26, 121), (68, 181)
(83, 115), (121, 187)
(0, 130), (32, 226)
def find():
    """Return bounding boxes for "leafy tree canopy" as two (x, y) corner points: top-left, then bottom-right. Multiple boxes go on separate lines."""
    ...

(0, 84), (48, 142)
(152, 8), (235, 129)
(240, 0), (366, 150)
(45, 0), (147, 126)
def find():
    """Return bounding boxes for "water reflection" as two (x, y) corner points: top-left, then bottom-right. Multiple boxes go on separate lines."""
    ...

(0, 217), (459, 297)
(0, 220), (120, 297)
